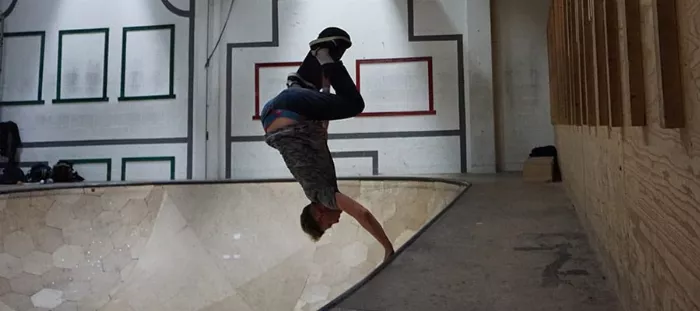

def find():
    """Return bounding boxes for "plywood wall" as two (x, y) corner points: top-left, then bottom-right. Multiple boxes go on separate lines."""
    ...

(546, 0), (700, 310)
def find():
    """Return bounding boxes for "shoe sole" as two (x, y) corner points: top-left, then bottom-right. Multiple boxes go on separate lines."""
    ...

(287, 73), (318, 89)
(309, 36), (352, 49)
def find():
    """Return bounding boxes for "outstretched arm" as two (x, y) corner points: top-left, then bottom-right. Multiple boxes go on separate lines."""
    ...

(335, 192), (395, 261)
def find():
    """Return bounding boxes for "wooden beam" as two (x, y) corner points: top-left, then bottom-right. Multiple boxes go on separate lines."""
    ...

(584, 0), (598, 126)
(655, 0), (685, 128)
(547, 7), (558, 124)
(595, 0), (610, 126)
(558, 0), (570, 124)
(566, 0), (577, 125)
(624, 0), (647, 126)
(575, 0), (585, 125)
(578, 0), (589, 125)
(607, 0), (623, 127)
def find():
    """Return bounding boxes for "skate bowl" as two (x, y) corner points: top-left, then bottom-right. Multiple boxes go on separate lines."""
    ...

(0, 177), (468, 311)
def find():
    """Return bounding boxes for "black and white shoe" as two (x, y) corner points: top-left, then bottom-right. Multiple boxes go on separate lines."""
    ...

(309, 27), (352, 61)
(286, 72), (317, 90)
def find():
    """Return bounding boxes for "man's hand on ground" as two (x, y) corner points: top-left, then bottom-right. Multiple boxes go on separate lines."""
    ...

(335, 193), (395, 257)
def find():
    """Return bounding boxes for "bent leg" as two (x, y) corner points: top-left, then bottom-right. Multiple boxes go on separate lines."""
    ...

(282, 60), (364, 121)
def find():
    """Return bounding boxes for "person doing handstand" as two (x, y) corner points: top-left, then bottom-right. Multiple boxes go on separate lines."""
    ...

(261, 27), (394, 261)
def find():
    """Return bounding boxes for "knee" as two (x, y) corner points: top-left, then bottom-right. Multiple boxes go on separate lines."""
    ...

(351, 98), (365, 115)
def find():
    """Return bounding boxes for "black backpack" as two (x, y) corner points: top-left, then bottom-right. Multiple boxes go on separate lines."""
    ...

(0, 164), (27, 184)
(52, 161), (85, 183)
(27, 163), (52, 183)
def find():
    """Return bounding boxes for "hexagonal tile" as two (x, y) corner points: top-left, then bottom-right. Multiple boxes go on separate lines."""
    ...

(1, 207), (19, 237)
(52, 246), (85, 269)
(101, 298), (135, 311)
(40, 268), (71, 290)
(89, 270), (119, 295)
(300, 284), (330, 304)
(6, 197), (47, 231)
(22, 251), (54, 276)
(120, 199), (148, 225)
(0, 196), (6, 214)
(119, 261), (136, 282)
(128, 237), (147, 260)
(52, 301), (78, 311)
(4, 231), (35, 258)
(340, 241), (368, 268)
(100, 194), (131, 212)
(0, 277), (9, 296)
(69, 261), (103, 283)
(52, 190), (83, 205)
(10, 272), (43, 295)
(93, 211), (122, 237)
(102, 249), (131, 273)
(0, 292), (32, 311)
(71, 196), (102, 221)
(78, 293), (110, 311)
(32, 227), (65, 254)
(109, 225), (139, 250)
(0, 253), (23, 278)
(30, 195), (55, 214)
(61, 220), (94, 248)
(45, 202), (76, 230)
(61, 281), (90, 301)
(137, 212), (157, 238)
(86, 236), (114, 260)
(30, 288), (64, 309)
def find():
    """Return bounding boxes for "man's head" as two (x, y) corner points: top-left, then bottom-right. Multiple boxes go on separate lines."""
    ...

(300, 203), (341, 241)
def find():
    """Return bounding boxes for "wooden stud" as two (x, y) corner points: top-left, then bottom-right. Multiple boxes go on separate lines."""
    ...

(624, 0), (647, 126)
(575, 0), (585, 125)
(595, 0), (611, 126)
(548, 9), (558, 124)
(578, 0), (588, 125)
(584, 0), (598, 126)
(558, 0), (570, 124)
(607, 0), (623, 127)
(656, 0), (685, 128)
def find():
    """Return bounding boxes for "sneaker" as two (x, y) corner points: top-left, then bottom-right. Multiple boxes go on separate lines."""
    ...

(286, 72), (317, 90)
(309, 27), (352, 61)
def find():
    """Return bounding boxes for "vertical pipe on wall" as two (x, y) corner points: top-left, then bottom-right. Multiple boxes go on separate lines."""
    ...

(204, 0), (211, 177)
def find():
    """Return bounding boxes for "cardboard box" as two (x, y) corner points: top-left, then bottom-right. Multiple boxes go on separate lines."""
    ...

(522, 156), (554, 182)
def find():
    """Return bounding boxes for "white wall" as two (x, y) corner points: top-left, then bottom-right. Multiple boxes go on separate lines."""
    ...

(0, 0), (191, 181)
(212, 0), (496, 179)
(493, 0), (554, 171)
(1, 0), (554, 181)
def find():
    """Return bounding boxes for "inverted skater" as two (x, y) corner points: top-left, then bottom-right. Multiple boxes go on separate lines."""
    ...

(261, 27), (395, 261)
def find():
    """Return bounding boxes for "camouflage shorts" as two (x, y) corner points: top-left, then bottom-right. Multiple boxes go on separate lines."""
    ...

(264, 121), (339, 210)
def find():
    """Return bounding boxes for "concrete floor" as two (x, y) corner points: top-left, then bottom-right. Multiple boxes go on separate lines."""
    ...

(328, 174), (620, 311)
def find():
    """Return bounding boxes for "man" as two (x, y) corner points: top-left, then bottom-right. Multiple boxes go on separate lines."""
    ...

(261, 27), (395, 261)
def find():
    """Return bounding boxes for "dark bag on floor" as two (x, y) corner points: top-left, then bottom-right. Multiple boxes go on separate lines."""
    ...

(0, 164), (27, 184)
(52, 161), (85, 183)
(529, 145), (558, 158)
(27, 163), (52, 183)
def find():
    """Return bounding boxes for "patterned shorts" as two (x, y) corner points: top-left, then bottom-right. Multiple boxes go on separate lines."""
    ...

(264, 121), (339, 210)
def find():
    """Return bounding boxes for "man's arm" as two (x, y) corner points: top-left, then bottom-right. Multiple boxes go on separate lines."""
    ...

(321, 76), (331, 130)
(335, 192), (394, 260)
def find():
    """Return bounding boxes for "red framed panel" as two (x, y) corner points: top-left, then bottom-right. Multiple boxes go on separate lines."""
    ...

(355, 57), (435, 117)
(253, 57), (435, 120)
(253, 61), (302, 120)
